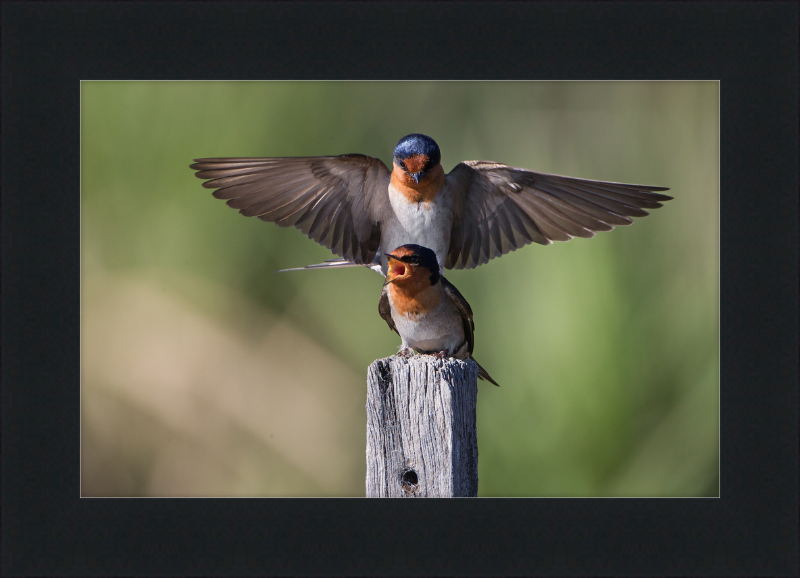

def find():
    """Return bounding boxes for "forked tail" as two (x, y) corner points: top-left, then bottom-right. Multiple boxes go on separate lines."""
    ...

(472, 357), (499, 387)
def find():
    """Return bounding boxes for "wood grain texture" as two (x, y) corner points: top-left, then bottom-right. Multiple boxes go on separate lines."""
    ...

(366, 355), (478, 497)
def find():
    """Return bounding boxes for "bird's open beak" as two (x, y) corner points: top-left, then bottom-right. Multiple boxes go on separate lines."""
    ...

(385, 255), (407, 284)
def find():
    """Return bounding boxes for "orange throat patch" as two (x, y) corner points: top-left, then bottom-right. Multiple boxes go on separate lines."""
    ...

(390, 163), (445, 204)
(388, 277), (441, 317)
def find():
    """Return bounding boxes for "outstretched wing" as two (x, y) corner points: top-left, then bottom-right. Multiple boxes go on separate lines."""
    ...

(191, 155), (392, 265)
(444, 161), (672, 269)
(378, 286), (398, 335)
(441, 277), (475, 356)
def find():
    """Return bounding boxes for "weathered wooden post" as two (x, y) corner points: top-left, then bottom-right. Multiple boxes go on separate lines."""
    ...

(366, 355), (479, 497)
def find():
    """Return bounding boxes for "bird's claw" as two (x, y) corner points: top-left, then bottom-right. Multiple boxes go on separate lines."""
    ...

(397, 347), (415, 359)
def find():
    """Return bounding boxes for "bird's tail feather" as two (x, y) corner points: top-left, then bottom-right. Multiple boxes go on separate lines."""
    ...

(277, 258), (381, 274)
(472, 357), (499, 387)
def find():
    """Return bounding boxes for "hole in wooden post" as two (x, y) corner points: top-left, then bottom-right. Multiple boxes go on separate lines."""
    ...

(400, 468), (419, 493)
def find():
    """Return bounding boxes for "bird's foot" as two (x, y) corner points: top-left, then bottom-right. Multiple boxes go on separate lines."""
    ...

(397, 347), (415, 359)
(432, 350), (449, 360)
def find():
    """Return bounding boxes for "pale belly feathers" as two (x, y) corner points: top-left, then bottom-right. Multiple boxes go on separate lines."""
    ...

(380, 183), (456, 275)
(390, 294), (466, 355)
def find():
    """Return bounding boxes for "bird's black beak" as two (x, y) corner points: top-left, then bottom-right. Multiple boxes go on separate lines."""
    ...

(410, 172), (424, 184)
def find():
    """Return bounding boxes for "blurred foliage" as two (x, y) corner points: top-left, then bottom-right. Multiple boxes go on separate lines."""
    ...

(81, 81), (719, 497)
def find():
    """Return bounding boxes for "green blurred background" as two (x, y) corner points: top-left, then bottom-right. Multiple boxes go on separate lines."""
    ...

(81, 81), (719, 497)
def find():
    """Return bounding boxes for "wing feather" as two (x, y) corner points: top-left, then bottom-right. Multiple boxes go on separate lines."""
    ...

(503, 198), (538, 244)
(445, 161), (671, 269)
(191, 155), (392, 263)
(441, 278), (475, 355)
(532, 181), (635, 226)
(378, 287), (398, 335)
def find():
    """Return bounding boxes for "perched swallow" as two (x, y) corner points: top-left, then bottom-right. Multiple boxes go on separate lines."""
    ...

(378, 244), (498, 386)
(190, 133), (671, 275)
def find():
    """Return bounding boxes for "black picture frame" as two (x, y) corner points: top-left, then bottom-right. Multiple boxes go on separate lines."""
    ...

(2, 2), (797, 575)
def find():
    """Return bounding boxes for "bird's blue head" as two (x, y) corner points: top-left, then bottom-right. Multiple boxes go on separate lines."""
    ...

(392, 134), (441, 184)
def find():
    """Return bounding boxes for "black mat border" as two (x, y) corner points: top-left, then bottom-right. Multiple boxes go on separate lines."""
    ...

(2, 2), (797, 576)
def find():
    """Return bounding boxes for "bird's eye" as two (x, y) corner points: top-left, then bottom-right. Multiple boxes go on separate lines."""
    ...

(400, 161), (407, 170)
(409, 256), (419, 264)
